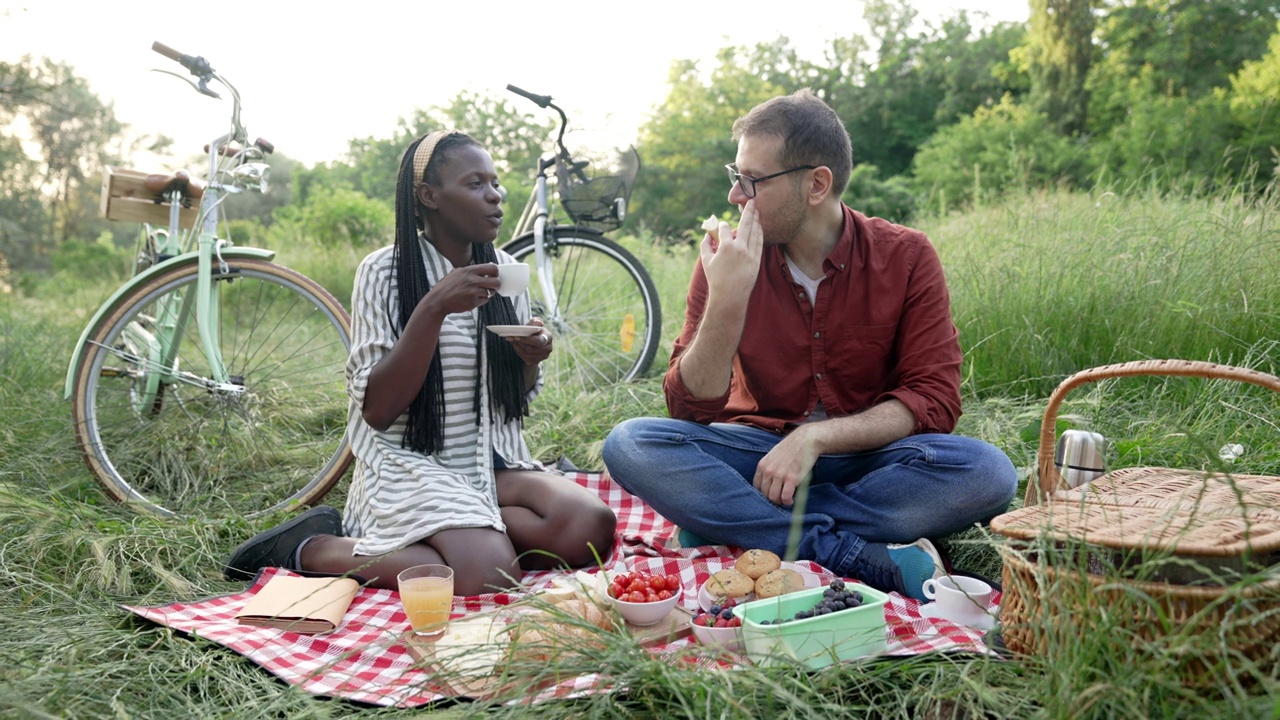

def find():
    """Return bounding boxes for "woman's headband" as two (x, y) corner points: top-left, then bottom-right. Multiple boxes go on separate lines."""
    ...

(412, 129), (462, 187)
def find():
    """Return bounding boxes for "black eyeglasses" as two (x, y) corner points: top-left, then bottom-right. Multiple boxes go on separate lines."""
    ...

(726, 163), (817, 198)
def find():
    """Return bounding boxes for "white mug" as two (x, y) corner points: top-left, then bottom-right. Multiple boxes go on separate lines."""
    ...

(921, 575), (994, 622)
(495, 263), (530, 297)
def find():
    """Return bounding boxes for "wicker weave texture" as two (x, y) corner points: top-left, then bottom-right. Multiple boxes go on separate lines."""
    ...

(996, 360), (1280, 686)
(1027, 359), (1280, 507)
(1000, 548), (1280, 687)
(990, 500), (1280, 556)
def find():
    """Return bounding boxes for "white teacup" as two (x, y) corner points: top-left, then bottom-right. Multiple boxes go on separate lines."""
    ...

(921, 575), (994, 622)
(495, 263), (530, 297)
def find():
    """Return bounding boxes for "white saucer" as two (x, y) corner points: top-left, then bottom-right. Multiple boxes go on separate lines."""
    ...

(918, 602), (998, 631)
(697, 562), (824, 612)
(486, 325), (540, 338)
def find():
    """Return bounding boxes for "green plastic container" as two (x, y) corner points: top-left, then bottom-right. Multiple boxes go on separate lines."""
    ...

(731, 584), (889, 669)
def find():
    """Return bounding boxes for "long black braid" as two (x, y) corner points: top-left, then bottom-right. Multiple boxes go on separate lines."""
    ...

(391, 133), (530, 455)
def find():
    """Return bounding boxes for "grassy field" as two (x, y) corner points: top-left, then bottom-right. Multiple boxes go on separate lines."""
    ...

(3, 187), (1280, 718)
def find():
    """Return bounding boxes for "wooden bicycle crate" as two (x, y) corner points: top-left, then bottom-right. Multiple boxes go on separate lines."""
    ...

(101, 166), (197, 229)
(991, 359), (1280, 687)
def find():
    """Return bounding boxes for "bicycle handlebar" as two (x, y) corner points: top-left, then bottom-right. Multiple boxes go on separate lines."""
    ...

(506, 84), (552, 109)
(507, 83), (576, 175)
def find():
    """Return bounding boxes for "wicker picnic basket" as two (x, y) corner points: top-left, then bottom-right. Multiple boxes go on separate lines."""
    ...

(990, 359), (1280, 686)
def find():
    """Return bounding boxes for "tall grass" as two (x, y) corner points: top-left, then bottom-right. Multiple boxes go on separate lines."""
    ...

(933, 187), (1280, 400)
(3, 188), (1279, 717)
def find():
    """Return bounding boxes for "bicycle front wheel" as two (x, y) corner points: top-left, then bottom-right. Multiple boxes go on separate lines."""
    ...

(503, 228), (661, 389)
(71, 258), (353, 519)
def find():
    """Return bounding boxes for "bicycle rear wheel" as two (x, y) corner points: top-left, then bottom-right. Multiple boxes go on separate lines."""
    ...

(502, 228), (661, 389)
(71, 258), (353, 519)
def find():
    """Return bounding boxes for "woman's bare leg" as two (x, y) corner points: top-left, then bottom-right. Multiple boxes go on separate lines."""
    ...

(495, 469), (617, 570)
(300, 527), (522, 595)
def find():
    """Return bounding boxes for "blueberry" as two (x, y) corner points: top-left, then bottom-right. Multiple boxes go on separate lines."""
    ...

(709, 605), (722, 615)
(720, 609), (733, 620)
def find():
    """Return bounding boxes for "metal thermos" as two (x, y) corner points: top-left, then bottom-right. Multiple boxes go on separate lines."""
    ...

(1055, 430), (1107, 488)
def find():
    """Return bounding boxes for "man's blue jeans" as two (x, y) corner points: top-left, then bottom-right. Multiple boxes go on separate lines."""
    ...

(601, 418), (1018, 579)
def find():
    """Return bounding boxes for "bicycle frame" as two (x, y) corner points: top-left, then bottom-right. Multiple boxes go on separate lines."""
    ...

(508, 155), (564, 331)
(63, 57), (274, 401)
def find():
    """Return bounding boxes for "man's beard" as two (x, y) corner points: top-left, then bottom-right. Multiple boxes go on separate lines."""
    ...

(759, 191), (807, 246)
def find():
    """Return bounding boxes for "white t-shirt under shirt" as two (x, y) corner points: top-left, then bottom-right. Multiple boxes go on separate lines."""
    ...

(785, 253), (828, 423)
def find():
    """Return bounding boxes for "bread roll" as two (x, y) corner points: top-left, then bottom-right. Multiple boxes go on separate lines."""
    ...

(701, 214), (720, 243)
(754, 568), (806, 598)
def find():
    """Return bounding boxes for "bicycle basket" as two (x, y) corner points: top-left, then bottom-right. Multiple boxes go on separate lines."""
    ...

(555, 146), (640, 231)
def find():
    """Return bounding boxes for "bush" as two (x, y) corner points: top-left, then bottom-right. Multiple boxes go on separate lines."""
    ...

(842, 164), (917, 223)
(911, 96), (1090, 213)
(1089, 81), (1235, 194)
(49, 234), (132, 282)
(274, 187), (392, 248)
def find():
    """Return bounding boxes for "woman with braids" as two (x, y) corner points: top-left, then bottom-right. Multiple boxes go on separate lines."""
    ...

(223, 130), (618, 595)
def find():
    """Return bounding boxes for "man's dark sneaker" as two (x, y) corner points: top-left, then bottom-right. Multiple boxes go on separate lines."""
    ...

(847, 538), (945, 602)
(224, 506), (342, 581)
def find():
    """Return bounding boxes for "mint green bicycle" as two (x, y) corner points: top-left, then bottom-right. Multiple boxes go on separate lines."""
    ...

(65, 43), (353, 519)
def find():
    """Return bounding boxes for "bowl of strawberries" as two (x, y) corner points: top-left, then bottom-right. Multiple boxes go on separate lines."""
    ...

(689, 597), (744, 652)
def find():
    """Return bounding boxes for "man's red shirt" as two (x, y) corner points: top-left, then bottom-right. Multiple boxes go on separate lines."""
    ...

(664, 204), (962, 436)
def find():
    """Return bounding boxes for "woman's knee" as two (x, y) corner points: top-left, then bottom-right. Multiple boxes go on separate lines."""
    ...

(433, 530), (522, 594)
(549, 501), (617, 567)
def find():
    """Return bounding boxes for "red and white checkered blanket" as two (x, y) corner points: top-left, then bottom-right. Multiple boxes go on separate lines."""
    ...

(123, 472), (998, 708)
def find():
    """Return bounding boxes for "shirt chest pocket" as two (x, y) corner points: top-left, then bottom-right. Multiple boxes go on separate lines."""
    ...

(826, 323), (897, 396)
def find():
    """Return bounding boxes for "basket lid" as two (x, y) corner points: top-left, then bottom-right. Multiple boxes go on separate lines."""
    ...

(992, 467), (1280, 557)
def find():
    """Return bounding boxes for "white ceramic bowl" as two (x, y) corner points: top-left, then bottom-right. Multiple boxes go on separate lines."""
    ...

(609, 590), (681, 627)
(689, 619), (744, 652)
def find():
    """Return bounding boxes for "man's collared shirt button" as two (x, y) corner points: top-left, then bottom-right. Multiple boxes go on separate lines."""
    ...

(813, 331), (820, 339)
(803, 410), (810, 417)
(815, 372), (823, 380)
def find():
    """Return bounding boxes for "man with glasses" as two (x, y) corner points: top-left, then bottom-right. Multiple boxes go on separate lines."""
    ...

(602, 90), (1017, 601)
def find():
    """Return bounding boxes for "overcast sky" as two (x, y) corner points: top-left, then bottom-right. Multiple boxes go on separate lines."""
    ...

(2, 0), (1030, 167)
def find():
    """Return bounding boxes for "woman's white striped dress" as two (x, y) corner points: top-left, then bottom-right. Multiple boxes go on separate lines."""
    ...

(342, 236), (541, 557)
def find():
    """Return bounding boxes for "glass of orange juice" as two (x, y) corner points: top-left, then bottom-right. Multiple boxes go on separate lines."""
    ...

(397, 564), (455, 638)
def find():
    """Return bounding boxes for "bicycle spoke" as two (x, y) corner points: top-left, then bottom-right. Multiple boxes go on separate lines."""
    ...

(73, 260), (351, 518)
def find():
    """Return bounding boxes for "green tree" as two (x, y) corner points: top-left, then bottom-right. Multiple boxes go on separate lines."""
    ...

(273, 186), (392, 248)
(0, 59), (48, 272)
(291, 90), (547, 246)
(631, 51), (788, 236)
(1226, 20), (1280, 185)
(843, 164), (917, 222)
(23, 58), (123, 245)
(1021, 0), (1095, 136)
(911, 95), (1088, 212)
(832, 1), (1028, 178)
(1088, 0), (1280, 137)
(1090, 72), (1234, 192)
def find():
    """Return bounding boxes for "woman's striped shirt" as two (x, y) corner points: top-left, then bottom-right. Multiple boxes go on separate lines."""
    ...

(342, 237), (540, 556)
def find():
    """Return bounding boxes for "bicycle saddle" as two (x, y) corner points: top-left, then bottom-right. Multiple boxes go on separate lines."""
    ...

(145, 169), (205, 202)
